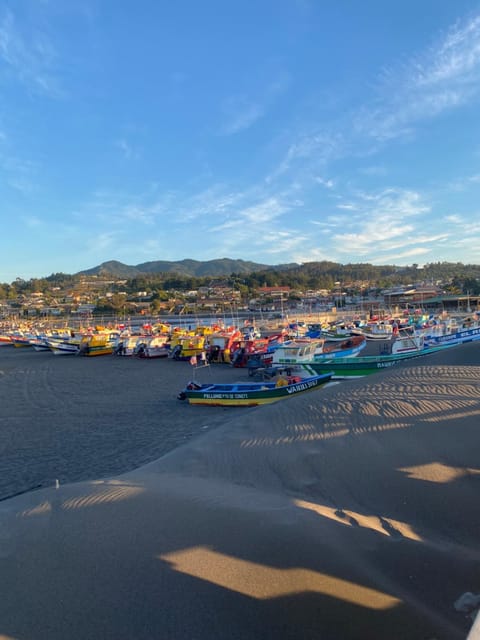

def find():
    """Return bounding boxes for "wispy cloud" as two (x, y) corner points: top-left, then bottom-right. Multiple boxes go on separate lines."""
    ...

(209, 196), (290, 232)
(86, 231), (120, 255)
(268, 130), (344, 182)
(336, 203), (357, 211)
(72, 189), (157, 227)
(21, 215), (42, 228)
(0, 148), (37, 193)
(357, 13), (480, 141)
(358, 165), (387, 176)
(8, 177), (34, 194)
(411, 14), (480, 87)
(325, 188), (432, 259)
(374, 246), (430, 264)
(444, 171), (480, 192)
(115, 138), (139, 161)
(220, 99), (266, 135)
(175, 185), (247, 223)
(269, 11), (480, 186)
(315, 176), (335, 188)
(444, 213), (464, 223)
(0, 8), (62, 97)
(220, 73), (290, 135)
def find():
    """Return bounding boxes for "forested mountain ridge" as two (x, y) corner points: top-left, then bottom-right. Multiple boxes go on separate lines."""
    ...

(76, 258), (480, 285)
(77, 258), (297, 278)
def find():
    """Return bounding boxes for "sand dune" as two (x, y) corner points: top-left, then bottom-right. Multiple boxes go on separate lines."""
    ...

(0, 342), (479, 639)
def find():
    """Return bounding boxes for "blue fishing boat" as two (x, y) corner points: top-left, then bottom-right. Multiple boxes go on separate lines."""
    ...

(177, 372), (334, 406)
(422, 313), (480, 347)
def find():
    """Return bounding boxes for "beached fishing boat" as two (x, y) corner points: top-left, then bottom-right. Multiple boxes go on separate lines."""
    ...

(0, 334), (12, 346)
(295, 343), (452, 379)
(421, 313), (480, 348)
(205, 327), (243, 363)
(177, 372), (334, 406)
(319, 327), (354, 341)
(28, 335), (52, 351)
(390, 332), (425, 354)
(305, 321), (354, 341)
(134, 335), (170, 358)
(78, 332), (119, 356)
(169, 333), (207, 360)
(46, 336), (81, 355)
(28, 329), (76, 352)
(10, 332), (34, 347)
(113, 335), (144, 356)
(351, 322), (394, 340)
(226, 332), (287, 368)
(271, 335), (366, 366)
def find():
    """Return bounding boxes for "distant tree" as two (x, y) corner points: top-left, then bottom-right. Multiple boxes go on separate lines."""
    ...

(462, 277), (480, 295)
(445, 278), (463, 295)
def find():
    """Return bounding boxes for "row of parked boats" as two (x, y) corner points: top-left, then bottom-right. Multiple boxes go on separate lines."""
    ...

(179, 312), (480, 405)
(2, 310), (479, 358)
(2, 311), (479, 405)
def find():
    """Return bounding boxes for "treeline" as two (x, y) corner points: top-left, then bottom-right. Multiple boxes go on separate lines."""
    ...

(106, 261), (480, 293)
(1, 261), (480, 298)
(251, 261), (480, 292)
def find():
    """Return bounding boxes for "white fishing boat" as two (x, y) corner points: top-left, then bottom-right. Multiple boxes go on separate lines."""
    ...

(114, 335), (144, 356)
(390, 332), (425, 354)
(271, 335), (366, 365)
(29, 329), (75, 352)
(351, 322), (394, 340)
(134, 335), (170, 358)
(45, 336), (81, 355)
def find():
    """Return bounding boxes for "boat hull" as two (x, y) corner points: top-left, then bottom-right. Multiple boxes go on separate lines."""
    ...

(298, 346), (451, 378)
(180, 373), (334, 406)
(272, 336), (366, 366)
(314, 336), (366, 359)
(423, 326), (480, 348)
(45, 338), (80, 355)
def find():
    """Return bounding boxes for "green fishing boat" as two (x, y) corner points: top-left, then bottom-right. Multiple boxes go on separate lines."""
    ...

(296, 345), (452, 378)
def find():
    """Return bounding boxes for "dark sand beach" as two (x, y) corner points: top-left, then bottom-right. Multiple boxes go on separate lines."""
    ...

(0, 348), (250, 500)
(0, 342), (479, 639)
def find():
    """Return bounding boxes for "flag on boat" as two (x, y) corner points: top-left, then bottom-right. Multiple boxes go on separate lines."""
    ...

(190, 355), (197, 366)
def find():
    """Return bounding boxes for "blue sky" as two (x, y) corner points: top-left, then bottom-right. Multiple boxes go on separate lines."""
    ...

(1, 1), (480, 282)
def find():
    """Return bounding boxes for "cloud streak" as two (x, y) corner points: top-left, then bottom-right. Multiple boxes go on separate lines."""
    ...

(270, 11), (480, 184)
(357, 13), (480, 141)
(0, 8), (61, 96)
(220, 73), (290, 135)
